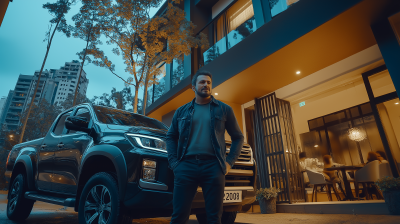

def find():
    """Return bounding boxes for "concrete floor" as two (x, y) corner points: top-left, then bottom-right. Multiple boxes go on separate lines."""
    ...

(0, 191), (399, 224)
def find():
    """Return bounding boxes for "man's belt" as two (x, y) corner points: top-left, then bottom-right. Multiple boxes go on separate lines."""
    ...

(184, 154), (216, 160)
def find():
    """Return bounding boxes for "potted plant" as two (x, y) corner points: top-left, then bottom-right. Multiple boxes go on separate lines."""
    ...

(375, 176), (400, 215)
(255, 187), (280, 214)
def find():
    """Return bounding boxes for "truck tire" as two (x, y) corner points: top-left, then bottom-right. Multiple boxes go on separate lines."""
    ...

(221, 211), (237, 224)
(78, 172), (132, 224)
(6, 174), (35, 221)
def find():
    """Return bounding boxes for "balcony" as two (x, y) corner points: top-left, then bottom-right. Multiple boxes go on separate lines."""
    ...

(196, 0), (258, 67)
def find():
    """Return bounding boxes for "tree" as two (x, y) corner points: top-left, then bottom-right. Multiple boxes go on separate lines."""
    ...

(57, 92), (90, 110)
(140, 0), (209, 114)
(91, 87), (134, 110)
(19, 0), (73, 143)
(92, 0), (155, 113)
(71, 0), (109, 106)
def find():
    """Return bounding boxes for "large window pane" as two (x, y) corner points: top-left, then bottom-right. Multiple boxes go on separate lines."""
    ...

(154, 64), (166, 102)
(172, 57), (184, 88)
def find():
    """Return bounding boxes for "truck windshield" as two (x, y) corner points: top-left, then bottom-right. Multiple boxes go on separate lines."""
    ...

(93, 106), (168, 130)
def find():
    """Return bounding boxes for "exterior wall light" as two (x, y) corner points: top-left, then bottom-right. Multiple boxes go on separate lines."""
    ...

(296, 71), (301, 75)
(215, 93), (218, 95)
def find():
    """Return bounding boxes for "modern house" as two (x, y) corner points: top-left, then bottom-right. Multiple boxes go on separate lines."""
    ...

(145, 0), (400, 205)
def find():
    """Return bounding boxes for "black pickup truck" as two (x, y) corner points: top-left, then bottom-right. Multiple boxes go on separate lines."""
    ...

(5, 103), (256, 224)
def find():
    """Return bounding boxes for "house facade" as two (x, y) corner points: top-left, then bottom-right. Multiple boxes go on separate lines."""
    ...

(146, 0), (400, 203)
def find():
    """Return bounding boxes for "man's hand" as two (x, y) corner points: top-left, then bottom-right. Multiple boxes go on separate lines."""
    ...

(225, 162), (231, 175)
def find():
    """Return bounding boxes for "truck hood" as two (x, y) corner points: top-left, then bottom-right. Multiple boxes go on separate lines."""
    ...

(106, 124), (167, 139)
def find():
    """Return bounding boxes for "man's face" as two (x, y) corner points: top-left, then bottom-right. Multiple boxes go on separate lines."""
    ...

(192, 75), (212, 98)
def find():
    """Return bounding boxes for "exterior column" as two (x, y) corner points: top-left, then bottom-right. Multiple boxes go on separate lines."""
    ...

(252, 0), (272, 29)
(371, 17), (400, 96)
(184, 0), (191, 78)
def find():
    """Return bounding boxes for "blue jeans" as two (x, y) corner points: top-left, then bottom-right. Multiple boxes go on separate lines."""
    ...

(170, 158), (225, 224)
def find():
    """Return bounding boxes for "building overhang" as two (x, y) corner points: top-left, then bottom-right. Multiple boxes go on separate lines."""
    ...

(146, 0), (400, 120)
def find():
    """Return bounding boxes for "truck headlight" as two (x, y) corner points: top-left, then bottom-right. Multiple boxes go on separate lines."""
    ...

(126, 134), (167, 153)
(143, 159), (156, 181)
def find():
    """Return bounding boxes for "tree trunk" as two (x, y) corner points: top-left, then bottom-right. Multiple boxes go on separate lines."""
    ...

(142, 73), (150, 115)
(133, 85), (139, 113)
(73, 24), (92, 106)
(19, 19), (61, 143)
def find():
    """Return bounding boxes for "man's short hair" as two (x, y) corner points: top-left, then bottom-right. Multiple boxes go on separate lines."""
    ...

(192, 70), (212, 86)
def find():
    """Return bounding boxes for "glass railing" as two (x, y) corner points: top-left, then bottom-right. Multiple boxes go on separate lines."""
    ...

(227, 17), (257, 49)
(269, 0), (300, 17)
(202, 16), (257, 65)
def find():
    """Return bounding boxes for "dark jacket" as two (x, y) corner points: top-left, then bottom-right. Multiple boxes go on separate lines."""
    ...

(166, 96), (244, 174)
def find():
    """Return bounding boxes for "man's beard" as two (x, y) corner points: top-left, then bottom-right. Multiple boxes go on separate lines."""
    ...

(195, 87), (211, 98)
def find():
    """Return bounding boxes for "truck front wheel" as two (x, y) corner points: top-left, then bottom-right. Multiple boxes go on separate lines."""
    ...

(78, 172), (132, 224)
(6, 173), (34, 221)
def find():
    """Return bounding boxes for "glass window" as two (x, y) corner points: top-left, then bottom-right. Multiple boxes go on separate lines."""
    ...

(172, 56), (184, 88)
(53, 111), (72, 135)
(227, 0), (257, 49)
(93, 105), (168, 130)
(154, 64), (166, 102)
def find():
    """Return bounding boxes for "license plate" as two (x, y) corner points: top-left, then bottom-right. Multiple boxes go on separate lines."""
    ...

(223, 191), (242, 203)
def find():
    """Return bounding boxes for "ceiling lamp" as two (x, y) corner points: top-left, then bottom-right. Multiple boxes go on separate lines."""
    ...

(348, 127), (367, 142)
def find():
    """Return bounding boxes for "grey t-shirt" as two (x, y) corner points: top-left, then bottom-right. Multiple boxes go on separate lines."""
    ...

(185, 102), (215, 156)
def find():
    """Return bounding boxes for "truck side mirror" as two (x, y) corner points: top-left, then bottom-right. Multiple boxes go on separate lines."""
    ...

(65, 116), (90, 133)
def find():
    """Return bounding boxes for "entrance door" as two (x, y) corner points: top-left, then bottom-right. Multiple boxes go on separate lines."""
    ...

(362, 64), (400, 177)
(254, 93), (304, 203)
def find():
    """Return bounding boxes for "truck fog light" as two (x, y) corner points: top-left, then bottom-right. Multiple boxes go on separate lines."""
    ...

(143, 168), (156, 181)
(143, 159), (157, 168)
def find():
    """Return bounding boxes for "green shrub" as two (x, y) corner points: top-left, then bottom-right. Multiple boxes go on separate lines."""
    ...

(255, 187), (280, 201)
(375, 176), (400, 192)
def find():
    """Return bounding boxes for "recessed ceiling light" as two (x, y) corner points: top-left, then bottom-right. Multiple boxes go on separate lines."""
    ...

(296, 71), (301, 75)
(396, 102), (399, 105)
(215, 93), (218, 95)
(314, 145), (318, 147)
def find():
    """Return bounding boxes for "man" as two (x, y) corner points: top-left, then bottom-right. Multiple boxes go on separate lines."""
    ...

(166, 70), (244, 224)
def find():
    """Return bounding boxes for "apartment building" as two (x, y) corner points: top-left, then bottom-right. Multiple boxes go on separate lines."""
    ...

(51, 60), (88, 106)
(3, 61), (89, 130)
(146, 0), (400, 204)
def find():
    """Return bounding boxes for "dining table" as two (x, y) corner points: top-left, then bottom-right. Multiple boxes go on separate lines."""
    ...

(325, 165), (364, 201)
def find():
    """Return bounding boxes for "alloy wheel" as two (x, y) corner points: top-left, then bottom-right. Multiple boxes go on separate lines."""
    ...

(8, 181), (20, 212)
(84, 185), (112, 224)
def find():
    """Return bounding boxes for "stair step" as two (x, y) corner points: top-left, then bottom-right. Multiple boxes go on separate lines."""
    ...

(25, 191), (75, 207)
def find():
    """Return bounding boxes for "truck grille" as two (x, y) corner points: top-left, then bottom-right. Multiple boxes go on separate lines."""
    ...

(225, 143), (255, 187)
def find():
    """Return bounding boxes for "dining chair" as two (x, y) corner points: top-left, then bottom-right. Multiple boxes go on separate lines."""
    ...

(379, 162), (393, 179)
(306, 169), (341, 202)
(354, 160), (383, 200)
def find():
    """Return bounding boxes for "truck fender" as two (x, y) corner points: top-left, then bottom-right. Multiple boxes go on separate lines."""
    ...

(13, 154), (35, 191)
(79, 144), (127, 201)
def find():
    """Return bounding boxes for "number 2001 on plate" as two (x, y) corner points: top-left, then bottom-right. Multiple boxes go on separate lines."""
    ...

(223, 191), (242, 203)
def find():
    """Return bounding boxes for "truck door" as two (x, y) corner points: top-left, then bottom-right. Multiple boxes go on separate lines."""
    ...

(52, 107), (93, 194)
(37, 110), (72, 191)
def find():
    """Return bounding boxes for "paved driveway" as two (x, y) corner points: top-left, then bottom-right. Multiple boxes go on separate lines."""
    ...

(0, 192), (398, 224)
